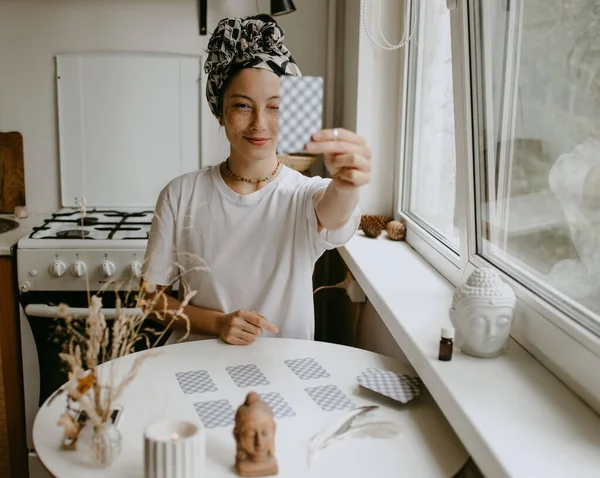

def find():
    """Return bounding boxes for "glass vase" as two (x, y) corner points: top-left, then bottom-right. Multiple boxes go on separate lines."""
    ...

(76, 421), (122, 467)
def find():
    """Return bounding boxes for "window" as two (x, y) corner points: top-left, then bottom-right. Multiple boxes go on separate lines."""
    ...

(402, 0), (460, 253)
(398, 0), (600, 408)
(473, 0), (600, 336)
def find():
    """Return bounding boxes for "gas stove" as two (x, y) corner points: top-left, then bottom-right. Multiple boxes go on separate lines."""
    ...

(16, 51), (206, 478)
(26, 208), (153, 241)
(17, 207), (153, 292)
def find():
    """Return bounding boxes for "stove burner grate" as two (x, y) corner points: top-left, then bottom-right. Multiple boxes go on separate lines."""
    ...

(28, 208), (153, 240)
(56, 229), (91, 239)
(79, 217), (99, 226)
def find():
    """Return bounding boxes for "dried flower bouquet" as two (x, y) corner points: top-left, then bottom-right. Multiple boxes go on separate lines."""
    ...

(49, 199), (205, 451)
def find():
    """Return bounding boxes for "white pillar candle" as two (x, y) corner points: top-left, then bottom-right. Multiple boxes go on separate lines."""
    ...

(144, 420), (205, 478)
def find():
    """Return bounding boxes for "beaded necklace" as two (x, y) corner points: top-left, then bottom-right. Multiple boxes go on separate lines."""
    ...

(224, 158), (281, 183)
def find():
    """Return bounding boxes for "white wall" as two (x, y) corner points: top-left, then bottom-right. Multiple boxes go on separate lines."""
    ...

(0, 0), (328, 213)
(343, 0), (405, 216)
(341, 1), (413, 355)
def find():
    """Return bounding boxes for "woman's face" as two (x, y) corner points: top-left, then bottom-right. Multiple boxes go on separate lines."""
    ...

(221, 68), (280, 161)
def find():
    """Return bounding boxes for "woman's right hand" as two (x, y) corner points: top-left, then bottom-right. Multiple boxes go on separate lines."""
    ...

(216, 309), (279, 345)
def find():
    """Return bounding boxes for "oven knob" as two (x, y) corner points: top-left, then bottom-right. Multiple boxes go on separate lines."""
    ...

(101, 260), (116, 277)
(130, 261), (142, 278)
(48, 260), (66, 277)
(71, 260), (87, 277)
(19, 281), (31, 292)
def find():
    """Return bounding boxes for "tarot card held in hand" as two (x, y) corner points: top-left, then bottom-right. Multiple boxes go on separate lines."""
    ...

(284, 357), (330, 380)
(278, 76), (324, 154)
(226, 364), (270, 388)
(305, 384), (355, 411)
(175, 370), (218, 394)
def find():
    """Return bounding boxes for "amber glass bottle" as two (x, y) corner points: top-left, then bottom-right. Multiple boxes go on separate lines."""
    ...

(438, 327), (454, 361)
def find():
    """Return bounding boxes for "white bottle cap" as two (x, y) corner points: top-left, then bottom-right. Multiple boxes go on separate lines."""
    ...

(441, 326), (454, 339)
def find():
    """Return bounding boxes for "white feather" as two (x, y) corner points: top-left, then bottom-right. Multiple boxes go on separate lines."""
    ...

(330, 420), (400, 441)
(308, 406), (377, 455)
(307, 406), (400, 467)
(308, 406), (376, 466)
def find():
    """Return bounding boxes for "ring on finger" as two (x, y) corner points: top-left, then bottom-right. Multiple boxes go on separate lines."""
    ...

(244, 322), (250, 332)
(332, 128), (339, 141)
(241, 331), (247, 341)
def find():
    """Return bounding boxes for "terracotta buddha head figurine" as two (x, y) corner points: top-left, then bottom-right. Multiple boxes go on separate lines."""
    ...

(449, 268), (517, 358)
(233, 392), (278, 477)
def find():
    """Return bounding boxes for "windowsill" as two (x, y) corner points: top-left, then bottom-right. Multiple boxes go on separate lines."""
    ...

(339, 233), (600, 478)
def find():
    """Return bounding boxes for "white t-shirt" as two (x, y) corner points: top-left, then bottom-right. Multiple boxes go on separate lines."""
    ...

(142, 163), (360, 342)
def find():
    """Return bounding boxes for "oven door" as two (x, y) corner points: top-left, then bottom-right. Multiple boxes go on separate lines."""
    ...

(24, 304), (143, 319)
(21, 296), (147, 407)
(20, 304), (56, 478)
(19, 303), (39, 452)
(19, 291), (165, 449)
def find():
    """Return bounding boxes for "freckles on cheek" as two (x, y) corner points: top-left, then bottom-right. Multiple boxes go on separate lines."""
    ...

(224, 112), (246, 132)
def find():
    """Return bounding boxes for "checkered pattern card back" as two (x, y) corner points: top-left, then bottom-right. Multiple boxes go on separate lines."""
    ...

(175, 370), (217, 394)
(284, 357), (330, 380)
(226, 364), (270, 388)
(259, 392), (296, 419)
(305, 384), (355, 411)
(193, 399), (235, 428)
(278, 76), (324, 154)
(357, 368), (423, 403)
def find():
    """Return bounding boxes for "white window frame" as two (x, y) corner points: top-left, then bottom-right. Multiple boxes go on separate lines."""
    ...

(395, 0), (600, 413)
(397, 0), (469, 286)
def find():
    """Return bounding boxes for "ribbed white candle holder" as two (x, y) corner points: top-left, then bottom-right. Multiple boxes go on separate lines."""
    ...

(144, 420), (205, 478)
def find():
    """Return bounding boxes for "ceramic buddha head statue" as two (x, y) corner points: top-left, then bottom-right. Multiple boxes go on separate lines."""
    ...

(233, 391), (278, 477)
(449, 268), (516, 358)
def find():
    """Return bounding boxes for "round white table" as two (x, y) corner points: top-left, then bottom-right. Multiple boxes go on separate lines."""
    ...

(34, 338), (469, 477)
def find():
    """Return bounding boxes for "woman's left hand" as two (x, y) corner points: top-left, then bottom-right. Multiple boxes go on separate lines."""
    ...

(305, 128), (371, 190)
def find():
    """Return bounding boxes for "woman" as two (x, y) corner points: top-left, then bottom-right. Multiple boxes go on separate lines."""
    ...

(141, 15), (371, 345)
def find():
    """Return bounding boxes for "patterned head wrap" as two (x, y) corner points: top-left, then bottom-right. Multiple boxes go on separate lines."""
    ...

(204, 16), (302, 119)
